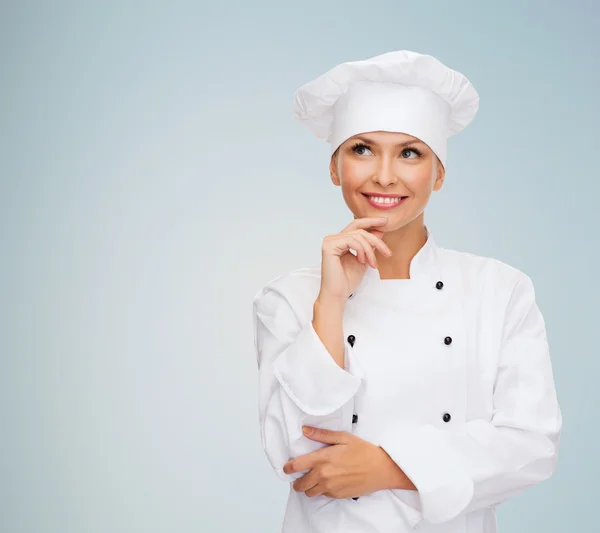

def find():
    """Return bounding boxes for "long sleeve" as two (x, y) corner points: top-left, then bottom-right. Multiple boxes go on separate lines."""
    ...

(378, 272), (563, 525)
(253, 285), (365, 484)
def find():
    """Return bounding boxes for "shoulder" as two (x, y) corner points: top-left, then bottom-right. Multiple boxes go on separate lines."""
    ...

(439, 246), (533, 297)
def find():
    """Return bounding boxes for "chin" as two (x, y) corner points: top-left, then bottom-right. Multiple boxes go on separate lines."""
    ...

(382, 218), (411, 232)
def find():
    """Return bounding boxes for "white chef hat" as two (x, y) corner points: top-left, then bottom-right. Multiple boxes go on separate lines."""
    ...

(292, 50), (479, 167)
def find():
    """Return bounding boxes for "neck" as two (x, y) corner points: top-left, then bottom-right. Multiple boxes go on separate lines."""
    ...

(375, 216), (428, 280)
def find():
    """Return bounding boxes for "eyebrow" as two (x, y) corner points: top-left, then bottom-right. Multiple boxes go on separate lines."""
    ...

(352, 136), (425, 147)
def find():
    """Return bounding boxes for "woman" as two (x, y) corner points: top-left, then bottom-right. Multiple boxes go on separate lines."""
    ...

(252, 50), (562, 533)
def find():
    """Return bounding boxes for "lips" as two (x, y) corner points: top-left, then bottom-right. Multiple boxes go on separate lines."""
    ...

(362, 193), (407, 198)
(363, 193), (408, 210)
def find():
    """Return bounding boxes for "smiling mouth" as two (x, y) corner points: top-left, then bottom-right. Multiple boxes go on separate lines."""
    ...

(362, 193), (408, 206)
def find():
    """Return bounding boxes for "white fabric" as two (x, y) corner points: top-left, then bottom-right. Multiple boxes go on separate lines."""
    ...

(252, 227), (562, 532)
(292, 50), (480, 166)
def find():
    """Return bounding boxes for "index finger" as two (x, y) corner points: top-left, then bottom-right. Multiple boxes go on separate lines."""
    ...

(343, 216), (388, 233)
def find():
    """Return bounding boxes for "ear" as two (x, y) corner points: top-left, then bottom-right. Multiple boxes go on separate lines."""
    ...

(432, 157), (445, 192)
(330, 153), (341, 187)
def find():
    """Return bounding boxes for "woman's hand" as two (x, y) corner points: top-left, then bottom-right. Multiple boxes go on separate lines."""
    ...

(319, 217), (392, 302)
(282, 426), (416, 499)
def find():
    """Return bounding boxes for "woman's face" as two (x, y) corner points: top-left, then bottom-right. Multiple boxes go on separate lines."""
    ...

(329, 130), (445, 232)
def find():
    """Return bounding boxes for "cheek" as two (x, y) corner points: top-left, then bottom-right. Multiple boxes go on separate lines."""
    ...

(339, 158), (372, 181)
(338, 161), (370, 194)
(402, 166), (436, 193)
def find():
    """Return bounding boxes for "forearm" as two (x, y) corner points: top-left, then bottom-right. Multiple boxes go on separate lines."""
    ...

(312, 295), (346, 369)
(254, 287), (364, 482)
(379, 446), (417, 491)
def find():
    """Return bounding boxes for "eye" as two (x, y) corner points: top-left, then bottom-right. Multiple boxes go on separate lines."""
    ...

(401, 147), (423, 159)
(350, 142), (373, 156)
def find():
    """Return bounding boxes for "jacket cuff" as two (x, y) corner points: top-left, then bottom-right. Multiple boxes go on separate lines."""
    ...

(271, 319), (364, 416)
(378, 424), (474, 524)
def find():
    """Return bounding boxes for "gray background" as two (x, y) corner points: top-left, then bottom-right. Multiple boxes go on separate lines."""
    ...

(1, 1), (596, 531)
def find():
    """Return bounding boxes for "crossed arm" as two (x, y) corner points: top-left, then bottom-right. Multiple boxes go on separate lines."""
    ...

(282, 424), (417, 498)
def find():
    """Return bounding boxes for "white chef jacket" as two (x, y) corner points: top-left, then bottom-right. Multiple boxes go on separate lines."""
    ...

(252, 228), (562, 533)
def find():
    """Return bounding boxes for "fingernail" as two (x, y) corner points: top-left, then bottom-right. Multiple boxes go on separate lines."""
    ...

(302, 426), (313, 435)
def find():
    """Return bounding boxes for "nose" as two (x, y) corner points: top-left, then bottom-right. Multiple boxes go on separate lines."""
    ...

(373, 156), (398, 187)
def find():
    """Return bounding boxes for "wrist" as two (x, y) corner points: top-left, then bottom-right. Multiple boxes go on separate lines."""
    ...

(315, 292), (347, 311)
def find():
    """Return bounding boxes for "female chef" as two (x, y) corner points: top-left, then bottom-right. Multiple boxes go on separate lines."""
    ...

(252, 50), (562, 533)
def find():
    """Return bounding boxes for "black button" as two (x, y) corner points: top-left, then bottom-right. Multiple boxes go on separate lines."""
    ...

(347, 335), (355, 347)
(352, 413), (358, 424)
(352, 497), (360, 500)
(444, 336), (452, 345)
(436, 281), (444, 290)
(443, 413), (451, 422)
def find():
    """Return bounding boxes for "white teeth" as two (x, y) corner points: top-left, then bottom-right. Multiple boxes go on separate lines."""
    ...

(367, 195), (403, 204)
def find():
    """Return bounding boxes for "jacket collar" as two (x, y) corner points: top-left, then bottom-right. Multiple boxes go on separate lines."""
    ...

(353, 225), (441, 296)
